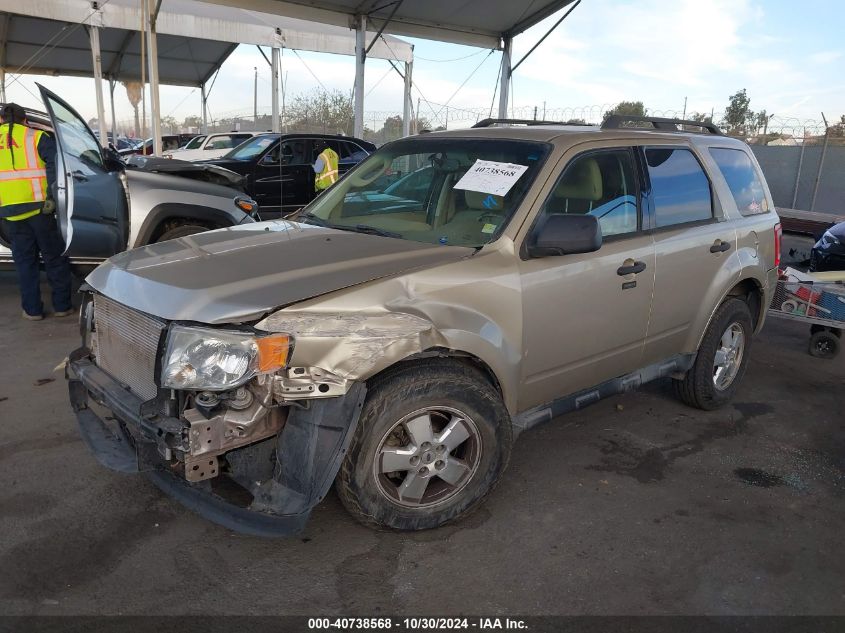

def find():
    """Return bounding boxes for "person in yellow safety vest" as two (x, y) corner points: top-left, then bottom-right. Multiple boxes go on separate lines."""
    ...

(0, 103), (73, 321)
(312, 139), (339, 193)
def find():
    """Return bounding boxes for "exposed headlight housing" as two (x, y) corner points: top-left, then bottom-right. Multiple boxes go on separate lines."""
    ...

(161, 326), (293, 390)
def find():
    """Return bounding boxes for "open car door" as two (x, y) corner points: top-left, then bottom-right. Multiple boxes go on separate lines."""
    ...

(37, 84), (128, 257)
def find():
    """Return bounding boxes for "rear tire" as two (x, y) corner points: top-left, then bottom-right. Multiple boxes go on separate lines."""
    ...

(336, 361), (512, 531)
(155, 224), (208, 243)
(809, 331), (840, 359)
(673, 298), (753, 410)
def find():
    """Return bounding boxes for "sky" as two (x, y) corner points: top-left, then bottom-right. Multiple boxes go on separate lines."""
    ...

(4, 0), (843, 133)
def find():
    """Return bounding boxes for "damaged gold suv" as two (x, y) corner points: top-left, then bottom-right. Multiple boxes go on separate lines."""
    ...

(68, 116), (782, 535)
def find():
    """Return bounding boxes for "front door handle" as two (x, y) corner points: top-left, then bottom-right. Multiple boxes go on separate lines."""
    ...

(710, 239), (732, 253)
(71, 170), (88, 182)
(617, 260), (647, 276)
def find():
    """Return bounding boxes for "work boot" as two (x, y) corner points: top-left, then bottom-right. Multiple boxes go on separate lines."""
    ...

(22, 311), (44, 321)
(54, 309), (75, 318)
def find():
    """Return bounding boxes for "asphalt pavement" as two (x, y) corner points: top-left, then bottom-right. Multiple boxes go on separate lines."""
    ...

(0, 271), (842, 616)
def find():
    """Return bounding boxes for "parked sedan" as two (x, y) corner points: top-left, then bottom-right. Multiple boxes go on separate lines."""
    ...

(200, 133), (375, 218)
(810, 220), (845, 272)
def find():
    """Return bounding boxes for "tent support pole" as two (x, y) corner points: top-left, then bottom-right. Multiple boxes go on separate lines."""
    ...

(0, 68), (5, 104)
(146, 0), (163, 155)
(402, 57), (413, 137)
(109, 78), (118, 141)
(353, 14), (367, 138)
(201, 82), (208, 134)
(497, 36), (511, 120)
(89, 25), (109, 148)
(271, 46), (280, 133)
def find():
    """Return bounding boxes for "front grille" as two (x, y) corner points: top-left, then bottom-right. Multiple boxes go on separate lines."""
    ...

(93, 295), (165, 401)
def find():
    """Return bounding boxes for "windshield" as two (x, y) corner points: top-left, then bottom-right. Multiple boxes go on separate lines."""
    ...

(298, 138), (549, 247)
(225, 135), (279, 161)
(183, 135), (206, 149)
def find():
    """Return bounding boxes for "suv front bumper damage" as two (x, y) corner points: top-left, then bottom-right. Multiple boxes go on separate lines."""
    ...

(67, 348), (366, 536)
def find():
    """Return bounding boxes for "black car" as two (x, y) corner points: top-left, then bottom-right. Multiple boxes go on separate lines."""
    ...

(810, 220), (845, 272)
(200, 133), (375, 218)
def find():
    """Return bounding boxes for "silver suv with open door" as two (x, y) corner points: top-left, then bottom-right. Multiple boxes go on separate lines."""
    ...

(66, 115), (781, 536)
(0, 86), (255, 266)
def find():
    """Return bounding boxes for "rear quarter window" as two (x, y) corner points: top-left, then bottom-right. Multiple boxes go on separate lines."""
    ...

(709, 147), (770, 216)
(645, 147), (713, 228)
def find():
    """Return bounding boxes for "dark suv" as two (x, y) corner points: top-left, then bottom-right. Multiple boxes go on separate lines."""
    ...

(201, 133), (375, 218)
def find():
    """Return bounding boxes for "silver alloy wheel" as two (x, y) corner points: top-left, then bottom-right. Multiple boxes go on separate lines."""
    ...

(373, 406), (482, 508)
(713, 322), (745, 391)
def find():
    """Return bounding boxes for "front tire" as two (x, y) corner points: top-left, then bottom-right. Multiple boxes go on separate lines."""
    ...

(673, 298), (753, 410)
(336, 361), (512, 531)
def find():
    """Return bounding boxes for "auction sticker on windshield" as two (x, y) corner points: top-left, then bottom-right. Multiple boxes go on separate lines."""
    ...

(454, 160), (528, 196)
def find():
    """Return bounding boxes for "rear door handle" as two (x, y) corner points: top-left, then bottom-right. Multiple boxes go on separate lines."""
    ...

(71, 170), (88, 182)
(710, 239), (732, 253)
(617, 260), (647, 276)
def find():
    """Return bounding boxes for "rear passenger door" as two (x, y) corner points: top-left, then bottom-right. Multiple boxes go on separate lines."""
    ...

(518, 147), (656, 408)
(640, 145), (739, 364)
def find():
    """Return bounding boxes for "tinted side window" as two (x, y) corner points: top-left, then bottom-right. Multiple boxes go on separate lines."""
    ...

(645, 148), (712, 228)
(709, 148), (769, 216)
(541, 149), (639, 237)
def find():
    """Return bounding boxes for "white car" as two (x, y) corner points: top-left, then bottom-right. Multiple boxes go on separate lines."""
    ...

(164, 132), (259, 161)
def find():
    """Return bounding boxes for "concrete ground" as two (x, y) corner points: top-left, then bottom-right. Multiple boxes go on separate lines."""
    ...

(0, 271), (842, 616)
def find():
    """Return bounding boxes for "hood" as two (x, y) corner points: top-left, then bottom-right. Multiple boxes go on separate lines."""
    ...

(125, 155), (245, 190)
(86, 221), (474, 324)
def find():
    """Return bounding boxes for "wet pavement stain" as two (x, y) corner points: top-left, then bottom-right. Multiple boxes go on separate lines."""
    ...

(585, 401), (773, 483)
(734, 467), (785, 487)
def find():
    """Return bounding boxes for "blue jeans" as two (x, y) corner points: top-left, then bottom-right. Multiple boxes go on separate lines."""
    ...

(3, 213), (73, 316)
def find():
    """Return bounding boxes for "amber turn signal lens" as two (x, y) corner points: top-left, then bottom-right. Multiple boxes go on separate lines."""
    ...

(256, 334), (292, 373)
(235, 197), (257, 213)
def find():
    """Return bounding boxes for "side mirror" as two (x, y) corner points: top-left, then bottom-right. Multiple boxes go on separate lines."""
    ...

(527, 214), (602, 258)
(103, 146), (125, 172)
(260, 154), (279, 166)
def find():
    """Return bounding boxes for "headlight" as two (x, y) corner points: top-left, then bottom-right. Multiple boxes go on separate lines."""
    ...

(161, 326), (293, 390)
(823, 231), (841, 246)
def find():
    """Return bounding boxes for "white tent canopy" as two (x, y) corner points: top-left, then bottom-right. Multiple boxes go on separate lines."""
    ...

(199, 0), (580, 135)
(0, 0), (413, 151)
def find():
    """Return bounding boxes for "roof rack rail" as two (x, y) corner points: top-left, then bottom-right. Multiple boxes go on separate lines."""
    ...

(472, 118), (589, 128)
(601, 115), (723, 135)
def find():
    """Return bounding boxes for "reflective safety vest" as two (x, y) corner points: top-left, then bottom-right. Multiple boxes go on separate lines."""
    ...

(0, 123), (48, 221)
(315, 147), (339, 191)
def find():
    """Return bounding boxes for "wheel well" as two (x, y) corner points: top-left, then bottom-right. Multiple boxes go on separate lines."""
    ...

(149, 217), (216, 242)
(727, 278), (764, 329)
(367, 349), (504, 399)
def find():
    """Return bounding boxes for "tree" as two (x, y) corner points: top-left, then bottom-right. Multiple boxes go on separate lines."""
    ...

(287, 88), (354, 135)
(722, 89), (755, 136)
(182, 115), (203, 131)
(602, 101), (646, 123)
(829, 114), (845, 138)
(123, 81), (143, 137)
(565, 118), (588, 125)
(160, 116), (178, 134)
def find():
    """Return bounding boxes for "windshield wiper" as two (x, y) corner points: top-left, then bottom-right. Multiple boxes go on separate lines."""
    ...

(341, 224), (404, 239)
(295, 212), (328, 226)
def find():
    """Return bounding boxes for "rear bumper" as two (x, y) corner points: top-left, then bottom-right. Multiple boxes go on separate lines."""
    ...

(67, 349), (366, 537)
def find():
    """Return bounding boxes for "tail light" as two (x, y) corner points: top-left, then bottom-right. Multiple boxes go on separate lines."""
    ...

(774, 222), (782, 269)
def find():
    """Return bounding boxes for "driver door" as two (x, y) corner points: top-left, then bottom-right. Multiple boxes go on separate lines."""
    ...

(38, 85), (129, 258)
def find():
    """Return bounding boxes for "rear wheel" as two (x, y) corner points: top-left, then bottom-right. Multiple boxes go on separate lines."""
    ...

(809, 331), (840, 359)
(336, 361), (512, 531)
(673, 298), (753, 410)
(155, 223), (208, 243)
